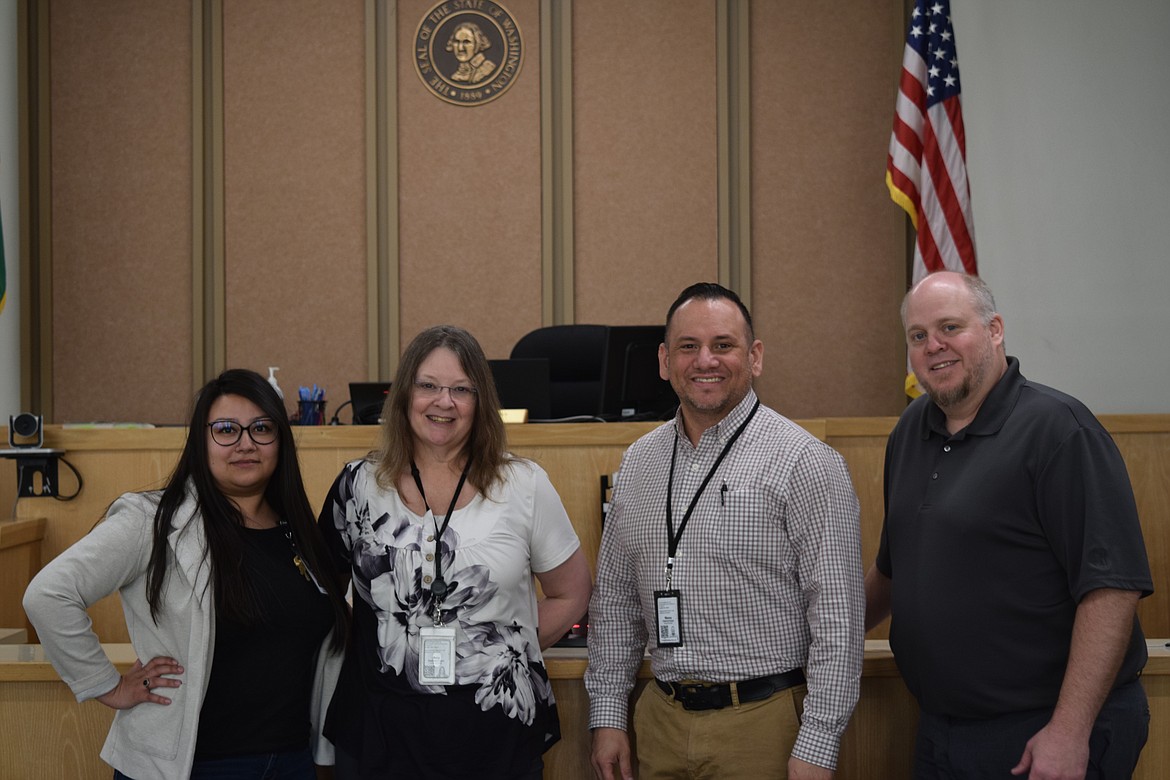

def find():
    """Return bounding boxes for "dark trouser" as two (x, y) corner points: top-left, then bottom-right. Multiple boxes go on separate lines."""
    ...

(113, 746), (316, 780)
(913, 678), (1149, 779)
(332, 744), (543, 780)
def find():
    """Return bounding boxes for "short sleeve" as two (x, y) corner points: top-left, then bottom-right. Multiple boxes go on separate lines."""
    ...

(524, 462), (581, 573)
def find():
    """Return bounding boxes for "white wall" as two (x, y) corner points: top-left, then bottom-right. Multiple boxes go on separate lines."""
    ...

(953, 0), (1170, 413)
(0, 0), (20, 424)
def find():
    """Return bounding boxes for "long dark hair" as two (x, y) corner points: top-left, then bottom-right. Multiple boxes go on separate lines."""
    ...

(145, 369), (348, 648)
(375, 325), (513, 496)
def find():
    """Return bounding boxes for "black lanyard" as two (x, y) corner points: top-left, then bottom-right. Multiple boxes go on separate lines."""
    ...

(409, 458), (471, 601)
(664, 399), (759, 587)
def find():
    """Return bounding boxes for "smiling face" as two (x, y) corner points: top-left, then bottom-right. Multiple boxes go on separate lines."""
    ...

(660, 297), (763, 441)
(410, 346), (477, 457)
(206, 394), (279, 501)
(904, 272), (1007, 422)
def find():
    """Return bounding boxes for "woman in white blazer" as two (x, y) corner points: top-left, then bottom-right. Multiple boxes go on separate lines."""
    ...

(24, 369), (350, 780)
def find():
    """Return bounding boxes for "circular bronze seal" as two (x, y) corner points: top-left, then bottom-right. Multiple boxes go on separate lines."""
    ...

(413, 1), (524, 107)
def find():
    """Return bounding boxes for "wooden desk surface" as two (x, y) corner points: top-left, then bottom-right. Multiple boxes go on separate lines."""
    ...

(0, 517), (46, 550)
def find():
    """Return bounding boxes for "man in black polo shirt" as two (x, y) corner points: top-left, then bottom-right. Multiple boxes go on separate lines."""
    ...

(865, 271), (1153, 779)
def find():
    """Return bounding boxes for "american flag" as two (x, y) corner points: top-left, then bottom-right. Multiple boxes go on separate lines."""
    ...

(886, 0), (977, 283)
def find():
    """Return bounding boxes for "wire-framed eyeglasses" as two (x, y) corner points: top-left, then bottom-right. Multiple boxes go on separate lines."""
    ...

(412, 380), (478, 403)
(207, 418), (279, 446)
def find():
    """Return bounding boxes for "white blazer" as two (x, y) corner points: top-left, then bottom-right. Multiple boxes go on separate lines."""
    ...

(23, 487), (341, 780)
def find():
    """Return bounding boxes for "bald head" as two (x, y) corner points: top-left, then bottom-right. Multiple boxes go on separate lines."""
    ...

(902, 271), (998, 329)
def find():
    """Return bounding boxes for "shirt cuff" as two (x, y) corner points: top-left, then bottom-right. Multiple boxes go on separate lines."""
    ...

(791, 723), (841, 771)
(588, 695), (631, 732)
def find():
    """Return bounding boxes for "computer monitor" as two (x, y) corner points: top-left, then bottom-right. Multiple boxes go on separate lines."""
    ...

(488, 358), (552, 420)
(599, 325), (678, 420)
(348, 382), (392, 425)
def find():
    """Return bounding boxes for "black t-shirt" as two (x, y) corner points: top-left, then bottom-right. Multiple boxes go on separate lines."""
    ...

(194, 524), (334, 759)
(877, 358), (1153, 718)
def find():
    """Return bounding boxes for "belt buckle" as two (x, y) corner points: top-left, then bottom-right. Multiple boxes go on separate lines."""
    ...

(678, 681), (725, 711)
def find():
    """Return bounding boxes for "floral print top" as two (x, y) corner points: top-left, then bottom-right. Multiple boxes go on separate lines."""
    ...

(318, 456), (580, 776)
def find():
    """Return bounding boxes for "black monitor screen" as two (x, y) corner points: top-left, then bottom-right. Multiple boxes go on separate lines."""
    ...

(488, 358), (552, 419)
(349, 382), (392, 425)
(599, 326), (678, 421)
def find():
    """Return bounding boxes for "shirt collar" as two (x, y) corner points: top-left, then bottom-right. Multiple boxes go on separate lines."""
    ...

(920, 356), (1024, 439)
(673, 388), (760, 446)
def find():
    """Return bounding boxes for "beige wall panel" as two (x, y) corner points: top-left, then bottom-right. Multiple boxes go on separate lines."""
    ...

(396, 0), (544, 360)
(50, 1), (193, 424)
(572, 0), (717, 326)
(223, 0), (368, 413)
(749, 2), (907, 418)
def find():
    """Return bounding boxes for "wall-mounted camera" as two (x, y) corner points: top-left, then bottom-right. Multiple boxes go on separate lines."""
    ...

(9, 413), (44, 448)
(2, 413), (64, 498)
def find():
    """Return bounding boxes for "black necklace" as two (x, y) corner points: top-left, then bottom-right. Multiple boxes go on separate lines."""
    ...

(409, 458), (472, 601)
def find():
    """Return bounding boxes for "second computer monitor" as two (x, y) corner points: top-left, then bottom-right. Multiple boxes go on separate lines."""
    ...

(599, 325), (678, 421)
(488, 358), (553, 420)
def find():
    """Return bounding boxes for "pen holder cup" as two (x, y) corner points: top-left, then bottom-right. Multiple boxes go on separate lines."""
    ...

(296, 400), (326, 426)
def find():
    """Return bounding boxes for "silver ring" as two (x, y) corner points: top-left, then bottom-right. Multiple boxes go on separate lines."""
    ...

(143, 678), (150, 689)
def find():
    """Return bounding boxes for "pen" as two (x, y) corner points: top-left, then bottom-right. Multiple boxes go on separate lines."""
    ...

(720, 482), (728, 506)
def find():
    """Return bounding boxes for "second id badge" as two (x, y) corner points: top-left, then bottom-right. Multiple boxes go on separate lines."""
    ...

(418, 626), (456, 685)
(654, 589), (683, 647)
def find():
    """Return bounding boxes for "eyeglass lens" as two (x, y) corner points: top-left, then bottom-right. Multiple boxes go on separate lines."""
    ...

(208, 419), (278, 446)
(413, 381), (477, 401)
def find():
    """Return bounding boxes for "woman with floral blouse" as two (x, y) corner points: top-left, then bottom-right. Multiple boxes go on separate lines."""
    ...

(318, 325), (591, 779)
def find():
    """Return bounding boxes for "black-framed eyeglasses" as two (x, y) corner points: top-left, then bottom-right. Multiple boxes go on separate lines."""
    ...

(207, 418), (279, 446)
(412, 380), (478, 403)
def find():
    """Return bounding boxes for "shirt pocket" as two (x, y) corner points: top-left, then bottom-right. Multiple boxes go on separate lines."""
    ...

(714, 479), (792, 578)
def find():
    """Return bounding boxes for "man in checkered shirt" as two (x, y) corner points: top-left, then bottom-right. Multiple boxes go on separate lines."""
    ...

(586, 283), (865, 779)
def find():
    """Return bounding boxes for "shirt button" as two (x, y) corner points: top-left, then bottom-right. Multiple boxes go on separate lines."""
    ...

(427, 535), (434, 542)
(690, 463), (701, 472)
(943, 445), (951, 452)
(932, 472), (939, 480)
(423, 575), (433, 584)
(425, 553), (434, 562)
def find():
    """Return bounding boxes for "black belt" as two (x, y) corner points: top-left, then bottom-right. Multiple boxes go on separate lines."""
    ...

(655, 669), (806, 711)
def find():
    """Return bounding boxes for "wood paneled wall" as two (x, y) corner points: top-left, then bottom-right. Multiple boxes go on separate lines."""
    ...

(47, 0), (194, 423)
(750, 2), (909, 417)
(572, 0), (718, 325)
(19, 0), (909, 426)
(222, 1), (370, 400)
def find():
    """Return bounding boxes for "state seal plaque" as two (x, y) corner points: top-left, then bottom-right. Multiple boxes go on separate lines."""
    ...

(414, 1), (524, 107)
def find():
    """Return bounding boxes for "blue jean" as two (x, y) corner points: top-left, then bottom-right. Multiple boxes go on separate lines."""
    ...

(913, 678), (1149, 779)
(114, 746), (317, 780)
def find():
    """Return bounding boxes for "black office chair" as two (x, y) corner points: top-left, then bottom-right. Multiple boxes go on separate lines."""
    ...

(510, 325), (609, 419)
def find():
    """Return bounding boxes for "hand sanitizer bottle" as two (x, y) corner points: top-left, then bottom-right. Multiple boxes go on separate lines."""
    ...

(267, 367), (284, 400)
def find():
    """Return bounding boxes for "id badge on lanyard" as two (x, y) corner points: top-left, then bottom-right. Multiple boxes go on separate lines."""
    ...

(410, 458), (471, 687)
(418, 625), (457, 685)
(654, 589), (682, 647)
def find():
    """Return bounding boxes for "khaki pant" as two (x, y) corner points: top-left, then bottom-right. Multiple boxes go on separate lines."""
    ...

(633, 679), (807, 779)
